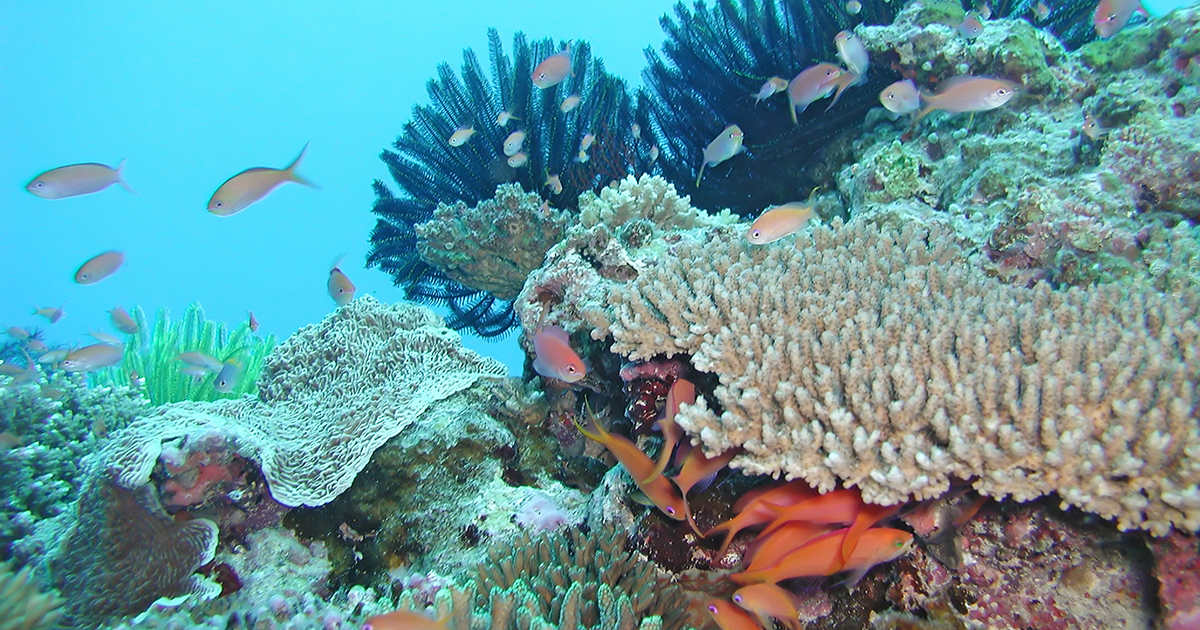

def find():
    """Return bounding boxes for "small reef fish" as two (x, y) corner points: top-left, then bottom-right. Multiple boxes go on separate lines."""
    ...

(787, 64), (843, 124)
(696, 124), (746, 187)
(37, 349), (69, 365)
(363, 609), (450, 630)
(705, 599), (763, 630)
(913, 76), (1019, 125)
(503, 130), (526, 156)
(1093, 0), (1145, 37)
(825, 70), (862, 112)
(26, 339), (47, 353)
(74, 251), (125, 285)
(732, 527), (914, 586)
(732, 583), (805, 630)
(89, 330), (124, 346)
(33, 304), (64, 323)
(7, 327), (29, 340)
(834, 31), (869, 78)
(26, 160), (136, 199)
(845, 0), (862, 14)
(496, 110), (519, 126)
(545, 174), (563, 195)
(181, 365), (211, 380)
(958, 13), (985, 38)
(507, 152), (529, 168)
(62, 343), (124, 372)
(975, 0), (992, 19)
(1082, 113), (1109, 140)
(747, 202), (815, 244)
(328, 261), (356, 307)
(649, 145), (660, 162)
(129, 370), (145, 388)
(109, 306), (138, 334)
(207, 143), (316, 216)
(879, 79), (921, 115)
(177, 351), (224, 373)
(560, 93), (581, 113)
(247, 311), (259, 332)
(631, 123), (642, 139)
(0, 358), (36, 385)
(213, 359), (243, 393)
(574, 150), (590, 163)
(706, 480), (821, 555)
(579, 132), (596, 152)
(752, 77), (789, 104)
(531, 46), (573, 89)
(0, 432), (24, 450)
(532, 325), (587, 382)
(1033, 0), (1051, 21)
(447, 125), (475, 146)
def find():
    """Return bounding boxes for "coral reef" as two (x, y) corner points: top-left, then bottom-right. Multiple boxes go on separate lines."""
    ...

(587, 219), (1200, 534)
(0, 377), (146, 560)
(50, 476), (220, 628)
(416, 184), (571, 301)
(91, 303), (276, 406)
(0, 560), (63, 630)
(369, 28), (643, 337)
(103, 296), (508, 508)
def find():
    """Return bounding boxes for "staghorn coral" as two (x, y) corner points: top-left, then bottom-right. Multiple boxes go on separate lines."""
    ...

(588, 220), (1200, 534)
(51, 475), (220, 628)
(386, 525), (695, 630)
(103, 296), (508, 508)
(0, 561), (63, 630)
(416, 183), (571, 301)
(369, 28), (644, 337)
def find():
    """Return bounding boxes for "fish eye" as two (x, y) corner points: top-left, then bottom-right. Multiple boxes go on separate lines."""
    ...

(750, 229), (762, 240)
(1106, 12), (1116, 20)
(215, 201), (223, 208)
(708, 605), (719, 614)
(34, 182), (43, 188)
(566, 365), (578, 374)
(732, 595), (743, 603)
(666, 506), (676, 515)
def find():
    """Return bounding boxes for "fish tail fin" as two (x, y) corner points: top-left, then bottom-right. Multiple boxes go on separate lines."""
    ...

(695, 163), (706, 188)
(115, 158), (138, 195)
(286, 142), (319, 188)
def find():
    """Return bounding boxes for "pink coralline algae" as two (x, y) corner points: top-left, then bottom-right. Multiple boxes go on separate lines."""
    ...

(1151, 531), (1200, 630)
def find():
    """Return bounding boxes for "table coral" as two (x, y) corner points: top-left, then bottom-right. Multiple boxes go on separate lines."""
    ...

(103, 296), (508, 508)
(591, 219), (1200, 534)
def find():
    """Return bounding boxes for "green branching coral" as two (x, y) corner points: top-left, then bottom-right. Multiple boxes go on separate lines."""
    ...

(390, 527), (695, 630)
(91, 303), (275, 406)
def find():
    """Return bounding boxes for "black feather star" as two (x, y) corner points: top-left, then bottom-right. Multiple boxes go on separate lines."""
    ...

(368, 28), (647, 338)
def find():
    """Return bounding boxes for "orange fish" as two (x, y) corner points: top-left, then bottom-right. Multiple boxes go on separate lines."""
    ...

(109, 306), (138, 334)
(747, 202), (815, 244)
(731, 527), (914, 586)
(696, 124), (746, 187)
(363, 609), (450, 630)
(707, 481), (821, 556)
(824, 70), (862, 112)
(208, 143), (316, 216)
(33, 304), (65, 323)
(328, 261), (356, 307)
(560, 93), (582, 113)
(448, 125), (476, 146)
(743, 521), (837, 572)
(531, 326), (587, 382)
(732, 583), (806, 630)
(913, 76), (1019, 126)
(61, 343), (124, 372)
(531, 46), (574, 89)
(1093, 0), (1146, 37)
(574, 406), (689, 521)
(672, 444), (740, 534)
(758, 489), (899, 568)
(787, 64), (842, 124)
(705, 599), (762, 630)
(26, 160), (135, 199)
(74, 251), (125, 284)
(646, 377), (693, 481)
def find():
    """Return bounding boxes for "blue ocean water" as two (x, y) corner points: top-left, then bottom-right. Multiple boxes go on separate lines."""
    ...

(0, 1), (674, 374)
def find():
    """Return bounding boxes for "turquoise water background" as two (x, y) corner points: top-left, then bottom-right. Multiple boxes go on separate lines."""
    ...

(0, 0), (1191, 374)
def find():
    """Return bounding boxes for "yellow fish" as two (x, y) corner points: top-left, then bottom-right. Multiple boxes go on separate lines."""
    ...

(447, 125), (475, 146)
(27, 160), (136, 199)
(560, 94), (582, 113)
(328, 260), (356, 307)
(503, 131), (527, 156)
(696, 124), (745, 187)
(545, 174), (563, 195)
(208, 143), (316, 216)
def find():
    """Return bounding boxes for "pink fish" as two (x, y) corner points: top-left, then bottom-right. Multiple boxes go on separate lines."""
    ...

(26, 160), (136, 199)
(913, 76), (1019, 126)
(531, 46), (573, 89)
(957, 13), (985, 38)
(208, 144), (316, 216)
(532, 325), (587, 382)
(747, 202), (815, 244)
(879, 79), (920, 115)
(752, 77), (789, 104)
(1093, 0), (1146, 37)
(7, 327), (29, 340)
(834, 31), (869, 78)
(61, 343), (124, 372)
(696, 124), (746, 187)
(787, 63), (843, 124)
(560, 93), (582, 113)
(109, 306), (138, 334)
(74, 251), (125, 285)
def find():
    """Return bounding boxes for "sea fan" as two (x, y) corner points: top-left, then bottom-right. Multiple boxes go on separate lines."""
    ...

(369, 29), (646, 338)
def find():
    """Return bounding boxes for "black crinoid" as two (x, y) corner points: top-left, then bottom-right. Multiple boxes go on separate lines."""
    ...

(642, 0), (905, 216)
(369, 28), (650, 338)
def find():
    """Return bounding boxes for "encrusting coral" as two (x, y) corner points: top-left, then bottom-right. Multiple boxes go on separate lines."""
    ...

(586, 219), (1200, 535)
(103, 296), (508, 508)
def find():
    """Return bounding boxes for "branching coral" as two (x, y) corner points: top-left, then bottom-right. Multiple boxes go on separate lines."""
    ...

(91, 303), (276, 406)
(588, 219), (1200, 535)
(104, 296), (508, 508)
(369, 28), (644, 337)
(0, 561), (63, 630)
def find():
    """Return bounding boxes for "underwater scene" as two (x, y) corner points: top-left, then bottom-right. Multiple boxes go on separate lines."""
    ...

(3, 0), (1200, 627)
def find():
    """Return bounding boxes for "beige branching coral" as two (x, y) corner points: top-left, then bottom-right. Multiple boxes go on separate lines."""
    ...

(105, 297), (508, 507)
(0, 561), (63, 630)
(587, 220), (1200, 534)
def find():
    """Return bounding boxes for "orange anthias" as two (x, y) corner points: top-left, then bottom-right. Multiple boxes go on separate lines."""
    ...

(732, 583), (807, 630)
(731, 527), (914, 587)
(363, 609), (450, 630)
(645, 377), (694, 482)
(705, 598), (764, 630)
(706, 481), (821, 556)
(574, 408), (689, 522)
(758, 488), (900, 568)
(743, 520), (838, 573)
